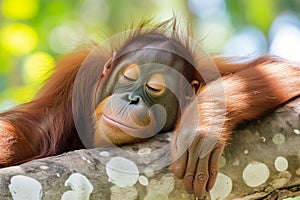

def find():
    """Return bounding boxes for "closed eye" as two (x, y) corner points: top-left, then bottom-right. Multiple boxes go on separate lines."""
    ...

(146, 83), (163, 92)
(123, 74), (137, 81)
(121, 63), (140, 82)
(146, 73), (165, 95)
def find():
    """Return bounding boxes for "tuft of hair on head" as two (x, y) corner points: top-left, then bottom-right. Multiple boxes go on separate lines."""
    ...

(104, 16), (197, 61)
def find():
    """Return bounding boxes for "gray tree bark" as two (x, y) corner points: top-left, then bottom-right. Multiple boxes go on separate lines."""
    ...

(0, 98), (299, 200)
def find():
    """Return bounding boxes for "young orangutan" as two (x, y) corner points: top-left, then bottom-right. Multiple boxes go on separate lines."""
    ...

(0, 19), (299, 198)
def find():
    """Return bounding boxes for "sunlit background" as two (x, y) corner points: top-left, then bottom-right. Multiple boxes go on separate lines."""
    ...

(1, 0), (300, 111)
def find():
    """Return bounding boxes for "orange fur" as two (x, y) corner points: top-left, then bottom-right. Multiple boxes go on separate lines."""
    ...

(196, 56), (300, 143)
(0, 19), (299, 168)
(0, 50), (89, 167)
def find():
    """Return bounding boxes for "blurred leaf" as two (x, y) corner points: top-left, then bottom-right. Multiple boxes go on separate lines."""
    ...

(0, 85), (37, 104)
(243, 0), (277, 33)
(22, 52), (55, 84)
(0, 23), (38, 55)
(226, 0), (278, 34)
(0, 0), (39, 20)
(46, 0), (71, 16)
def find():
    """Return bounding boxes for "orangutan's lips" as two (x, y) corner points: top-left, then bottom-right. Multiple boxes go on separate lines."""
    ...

(102, 114), (138, 130)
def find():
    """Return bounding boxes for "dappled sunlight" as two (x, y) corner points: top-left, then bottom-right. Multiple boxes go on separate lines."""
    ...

(48, 24), (85, 54)
(223, 27), (267, 59)
(0, 23), (38, 55)
(269, 13), (300, 63)
(1, 0), (39, 20)
(23, 52), (55, 84)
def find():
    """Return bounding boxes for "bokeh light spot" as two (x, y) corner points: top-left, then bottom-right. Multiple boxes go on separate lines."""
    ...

(80, 0), (109, 25)
(269, 13), (300, 63)
(188, 0), (226, 18)
(0, 85), (36, 109)
(223, 27), (267, 59)
(0, 23), (38, 55)
(49, 24), (85, 54)
(23, 52), (55, 84)
(1, 0), (39, 20)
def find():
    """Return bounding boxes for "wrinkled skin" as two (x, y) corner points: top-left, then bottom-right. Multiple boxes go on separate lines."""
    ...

(94, 46), (198, 147)
(171, 89), (227, 199)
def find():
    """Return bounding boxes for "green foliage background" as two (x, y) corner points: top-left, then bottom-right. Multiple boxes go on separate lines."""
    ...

(0, 0), (300, 111)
